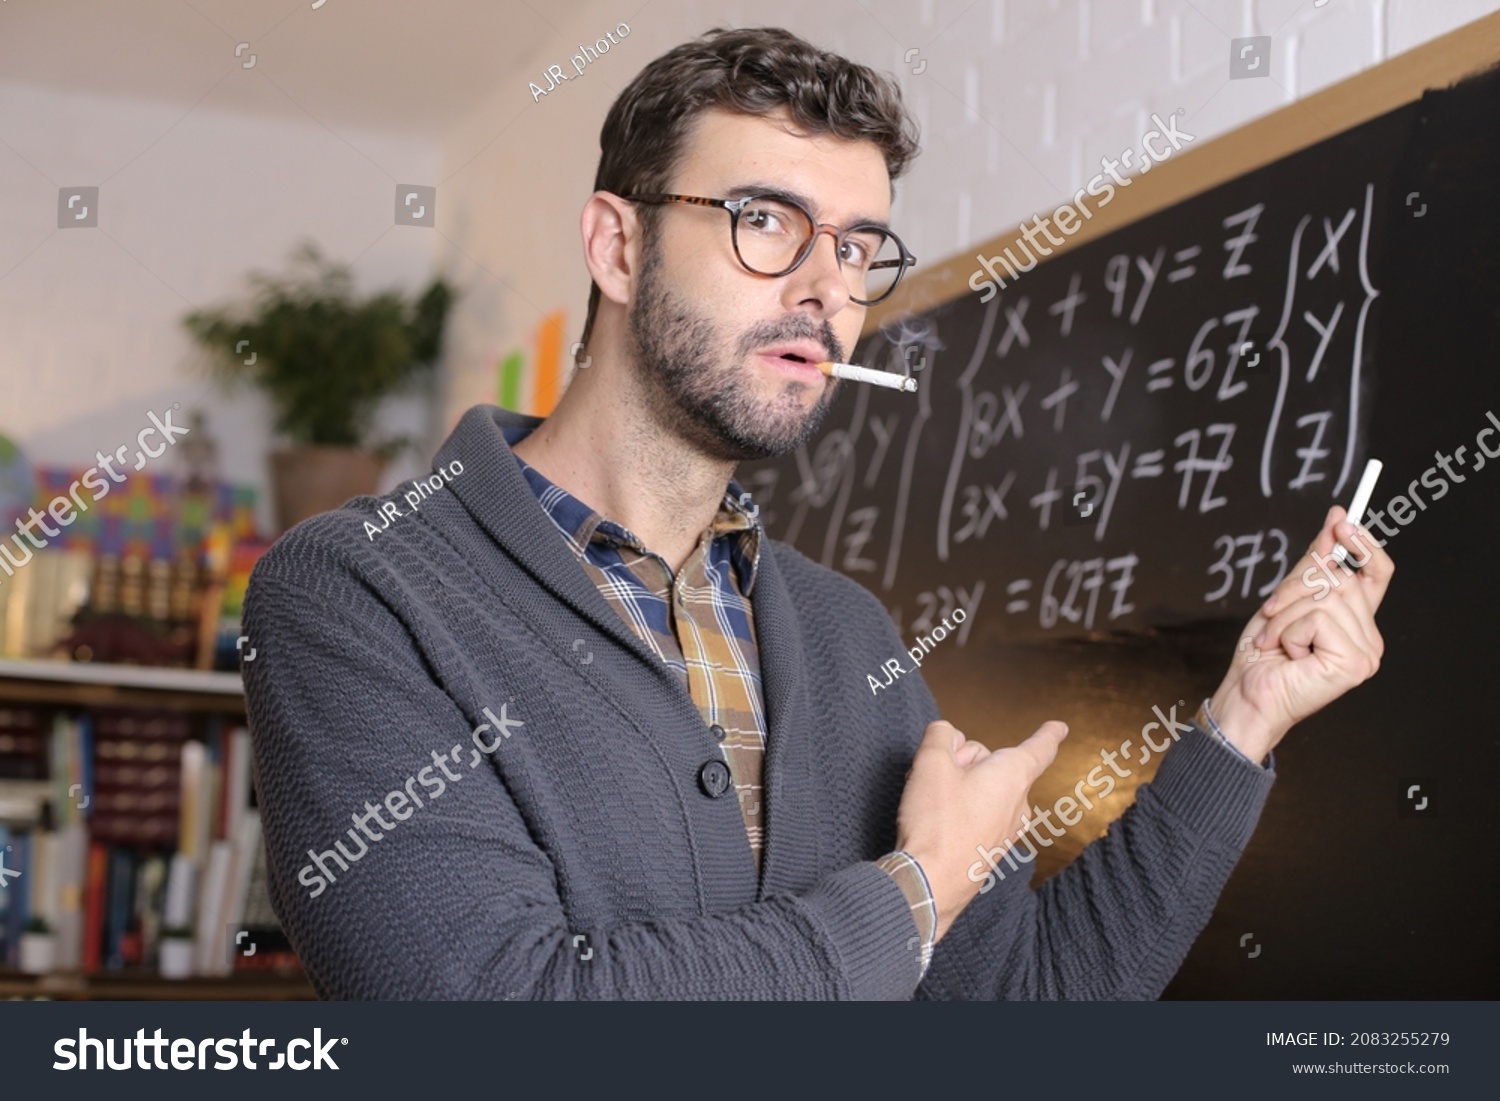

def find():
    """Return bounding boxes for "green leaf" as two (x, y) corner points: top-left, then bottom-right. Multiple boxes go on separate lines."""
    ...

(181, 239), (458, 448)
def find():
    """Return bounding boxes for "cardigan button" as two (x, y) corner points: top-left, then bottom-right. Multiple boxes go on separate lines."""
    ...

(698, 759), (733, 798)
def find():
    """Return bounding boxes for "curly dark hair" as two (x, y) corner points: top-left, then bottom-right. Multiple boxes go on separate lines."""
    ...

(577, 26), (921, 354)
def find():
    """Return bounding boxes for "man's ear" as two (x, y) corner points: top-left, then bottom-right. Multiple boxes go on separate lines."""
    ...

(580, 192), (640, 309)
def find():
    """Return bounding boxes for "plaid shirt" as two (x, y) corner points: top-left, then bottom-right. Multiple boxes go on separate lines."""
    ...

(506, 431), (936, 974)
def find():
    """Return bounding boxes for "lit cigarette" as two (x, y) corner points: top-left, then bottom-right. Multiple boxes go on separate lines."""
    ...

(1332, 458), (1383, 566)
(815, 361), (918, 392)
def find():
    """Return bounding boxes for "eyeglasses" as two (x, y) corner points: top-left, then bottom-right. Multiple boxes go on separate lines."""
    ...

(624, 192), (916, 306)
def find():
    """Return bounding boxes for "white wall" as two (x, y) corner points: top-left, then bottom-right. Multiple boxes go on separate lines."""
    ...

(436, 0), (1500, 427)
(0, 81), (443, 534)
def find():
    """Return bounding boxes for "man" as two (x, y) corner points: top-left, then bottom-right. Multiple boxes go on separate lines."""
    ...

(243, 27), (1390, 999)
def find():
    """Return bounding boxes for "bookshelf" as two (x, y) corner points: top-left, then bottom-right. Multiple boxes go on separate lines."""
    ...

(0, 659), (315, 1000)
(0, 658), (246, 714)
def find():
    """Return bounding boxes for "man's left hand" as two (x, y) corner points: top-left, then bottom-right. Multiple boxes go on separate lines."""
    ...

(1207, 506), (1394, 762)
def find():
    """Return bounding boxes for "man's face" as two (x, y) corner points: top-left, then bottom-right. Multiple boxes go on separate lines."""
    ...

(626, 107), (892, 461)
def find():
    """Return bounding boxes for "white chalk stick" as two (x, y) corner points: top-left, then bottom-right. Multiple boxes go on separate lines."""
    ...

(1332, 458), (1383, 565)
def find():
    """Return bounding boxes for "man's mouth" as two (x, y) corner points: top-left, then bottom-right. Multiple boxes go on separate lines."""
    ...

(758, 343), (828, 367)
(756, 352), (825, 381)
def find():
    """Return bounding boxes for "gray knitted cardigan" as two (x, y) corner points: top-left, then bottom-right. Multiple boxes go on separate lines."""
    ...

(242, 404), (1275, 1000)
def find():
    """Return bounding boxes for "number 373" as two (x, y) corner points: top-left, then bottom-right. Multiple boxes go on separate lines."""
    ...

(1204, 528), (1288, 602)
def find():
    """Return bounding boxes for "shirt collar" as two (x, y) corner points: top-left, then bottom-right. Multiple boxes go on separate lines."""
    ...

(502, 422), (764, 593)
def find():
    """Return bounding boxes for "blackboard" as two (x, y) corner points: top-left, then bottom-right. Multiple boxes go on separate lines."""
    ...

(742, 63), (1500, 997)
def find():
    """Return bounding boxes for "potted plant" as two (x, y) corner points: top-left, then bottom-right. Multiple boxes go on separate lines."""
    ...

(19, 915), (57, 974)
(184, 240), (456, 531)
(159, 924), (195, 979)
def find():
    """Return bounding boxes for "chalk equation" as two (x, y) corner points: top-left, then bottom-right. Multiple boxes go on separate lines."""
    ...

(744, 181), (1383, 637)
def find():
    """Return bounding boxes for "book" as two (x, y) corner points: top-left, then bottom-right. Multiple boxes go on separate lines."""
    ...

(177, 740), (208, 864)
(0, 549), (94, 658)
(132, 852), (166, 968)
(0, 705), (47, 781)
(216, 811), (261, 975)
(208, 722), (223, 840)
(161, 850), (195, 932)
(193, 840), (232, 975)
(103, 847), (132, 970)
(51, 821), (89, 971)
(221, 726), (252, 844)
(0, 548), (31, 657)
(81, 841), (107, 973)
(90, 710), (185, 847)
(48, 712), (73, 829)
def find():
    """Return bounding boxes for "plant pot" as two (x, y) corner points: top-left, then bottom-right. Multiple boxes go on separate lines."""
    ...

(159, 936), (195, 980)
(18, 932), (56, 974)
(269, 447), (387, 532)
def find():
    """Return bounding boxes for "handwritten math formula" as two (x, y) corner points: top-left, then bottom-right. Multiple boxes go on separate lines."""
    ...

(743, 178), (1387, 642)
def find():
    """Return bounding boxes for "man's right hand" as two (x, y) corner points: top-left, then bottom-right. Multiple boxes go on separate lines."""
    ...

(895, 719), (1069, 941)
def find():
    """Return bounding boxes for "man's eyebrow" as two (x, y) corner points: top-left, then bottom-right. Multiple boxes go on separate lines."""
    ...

(722, 182), (892, 232)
